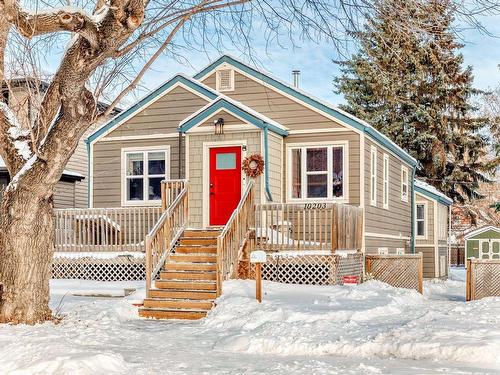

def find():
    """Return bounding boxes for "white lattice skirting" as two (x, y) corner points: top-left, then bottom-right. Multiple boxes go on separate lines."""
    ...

(52, 255), (145, 281)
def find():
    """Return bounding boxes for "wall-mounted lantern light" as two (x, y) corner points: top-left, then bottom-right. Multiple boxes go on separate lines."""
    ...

(214, 117), (224, 135)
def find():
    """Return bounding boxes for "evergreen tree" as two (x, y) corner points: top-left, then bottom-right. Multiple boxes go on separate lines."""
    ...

(334, 0), (498, 203)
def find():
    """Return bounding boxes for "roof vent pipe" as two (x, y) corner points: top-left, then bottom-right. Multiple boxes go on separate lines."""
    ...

(292, 70), (300, 88)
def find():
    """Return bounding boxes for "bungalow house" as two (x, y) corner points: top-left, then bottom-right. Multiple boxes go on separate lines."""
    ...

(414, 179), (452, 278)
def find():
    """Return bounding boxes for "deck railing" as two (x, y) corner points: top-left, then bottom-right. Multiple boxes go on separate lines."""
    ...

(54, 207), (162, 252)
(216, 181), (255, 296)
(161, 179), (188, 210)
(255, 203), (363, 252)
(145, 182), (189, 296)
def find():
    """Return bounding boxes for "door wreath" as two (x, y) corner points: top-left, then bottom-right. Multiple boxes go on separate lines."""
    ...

(242, 154), (264, 178)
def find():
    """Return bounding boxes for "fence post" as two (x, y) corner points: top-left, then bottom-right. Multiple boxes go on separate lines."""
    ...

(466, 258), (471, 301)
(470, 259), (476, 301)
(418, 252), (423, 294)
(365, 256), (371, 276)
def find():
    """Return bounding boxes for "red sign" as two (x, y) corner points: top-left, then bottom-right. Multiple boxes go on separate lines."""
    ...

(342, 276), (359, 285)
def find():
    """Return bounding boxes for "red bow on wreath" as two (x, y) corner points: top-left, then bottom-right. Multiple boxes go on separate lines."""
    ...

(242, 154), (264, 178)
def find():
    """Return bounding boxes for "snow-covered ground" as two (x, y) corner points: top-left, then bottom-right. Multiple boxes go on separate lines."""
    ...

(0, 268), (499, 374)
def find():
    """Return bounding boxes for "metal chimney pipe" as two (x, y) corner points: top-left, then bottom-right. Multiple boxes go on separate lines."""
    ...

(292, 70), (300, 88)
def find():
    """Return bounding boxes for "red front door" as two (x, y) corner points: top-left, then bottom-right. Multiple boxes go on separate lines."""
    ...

(209, 146), (242, 226)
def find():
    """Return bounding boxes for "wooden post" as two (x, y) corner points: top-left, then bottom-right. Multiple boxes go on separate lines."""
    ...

(145, 235), (152, 298)
(256, 262), (262, 303)
(470, 259), (476, 301)
(365, 256), (372, 274)
(331, 205), (338, 253)
(418, 252), (423, 294)
(161, 182), (167, 211)
(466, 258), (471, 301)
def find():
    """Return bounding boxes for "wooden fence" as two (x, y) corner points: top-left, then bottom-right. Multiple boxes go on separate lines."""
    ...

(255, 203), (363, 252)
(466, 258), (500, 301)
(450, 246), (465, 267)
(365, 254), (423, 293)
(54, 207), (162, 252)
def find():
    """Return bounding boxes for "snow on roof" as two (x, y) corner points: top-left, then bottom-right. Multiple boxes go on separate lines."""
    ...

(414, 179), (453, 205)
(464, 225), (500, 240)
(0, 156), (84, 179)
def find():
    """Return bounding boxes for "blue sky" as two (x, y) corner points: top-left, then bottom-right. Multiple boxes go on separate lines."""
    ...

(134, 13), (500, 107)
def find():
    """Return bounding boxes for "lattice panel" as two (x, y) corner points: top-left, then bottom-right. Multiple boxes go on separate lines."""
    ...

(250, 253), (363, 285)
(52, 256), (145, 281)
(472, 262), (500, 300)
(367, 256), (421, 291)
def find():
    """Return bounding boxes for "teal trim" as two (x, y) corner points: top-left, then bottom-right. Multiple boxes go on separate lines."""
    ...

(179, 98), (288, 136)
(86, 75), (217, 144)
(415, 185), (452, 206)
(194, 56), (417, 167)
(263, 127), (273, 201)
(410, 168), (416, 254)
(86, 141), (91, 207)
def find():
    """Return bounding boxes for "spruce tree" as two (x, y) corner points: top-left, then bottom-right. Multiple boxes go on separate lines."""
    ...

(334, 0), (498, 203)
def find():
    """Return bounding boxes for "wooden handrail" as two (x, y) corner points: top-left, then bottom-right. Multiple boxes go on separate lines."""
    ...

(146, 182), (189, 296)
(216, 181), (255, 296)
(161, 179), (188, 211)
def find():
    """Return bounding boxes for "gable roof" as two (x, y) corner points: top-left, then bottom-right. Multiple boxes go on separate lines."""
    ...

(194, 55), (418, 167)
(179, 95), (289, 136)
(464, 225), (500, 240)
(86, 74), (218, 144)
(415, 179), (453, 206)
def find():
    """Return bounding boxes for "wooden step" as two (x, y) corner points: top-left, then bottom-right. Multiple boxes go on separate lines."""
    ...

(167, 262), (217, 272)
(155, 280), (217, 290)
(170, 254), (216, 263)
(143, 298), (214, 310)
(148, 289), (217, 300)
(139, 308), (207, 320)
(175, 246), (217, 254)
(183, 230), (220, 238)
(160, 271), (216, 280)
(179, 238), (217, 246)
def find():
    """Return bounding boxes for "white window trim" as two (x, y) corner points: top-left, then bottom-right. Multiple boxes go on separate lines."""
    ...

(121, 145), (171, 207)
(401, 165), (409, 202)
(215, 65), (235, 92)
(383, 153), (389, 210)
(370, 145), (377, 206)
(286, 141), (348, 203)
(415, 202), (428, 240)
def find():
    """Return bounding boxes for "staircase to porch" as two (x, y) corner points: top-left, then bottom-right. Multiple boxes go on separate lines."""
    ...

(139, 229), (220, 320)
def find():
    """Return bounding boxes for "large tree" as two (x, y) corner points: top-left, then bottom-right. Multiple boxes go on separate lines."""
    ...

(334, 0), (499, 202)
(0, 0), (499, 325)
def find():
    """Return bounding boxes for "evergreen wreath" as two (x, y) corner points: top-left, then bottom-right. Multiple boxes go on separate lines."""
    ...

(242, 154), (264, 178)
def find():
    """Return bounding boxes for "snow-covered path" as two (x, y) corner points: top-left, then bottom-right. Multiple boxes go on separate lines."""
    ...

(0, 269), (499, 374)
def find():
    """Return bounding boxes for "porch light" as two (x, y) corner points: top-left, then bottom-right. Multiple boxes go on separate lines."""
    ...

(214, 117), (224, 135)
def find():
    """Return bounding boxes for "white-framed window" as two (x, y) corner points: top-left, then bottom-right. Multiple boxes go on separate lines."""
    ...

(289, 144), (346, 200)
(122, 146), (170, 206)
(416, 202), (427, 238)
(401, 166), (409, 202)
(383, 153), (389, 209)
(370, 145), (377, 206)
(216, 67), (235, 92)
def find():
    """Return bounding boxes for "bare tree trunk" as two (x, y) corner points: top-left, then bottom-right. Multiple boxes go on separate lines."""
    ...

(0, 188), (54, 324)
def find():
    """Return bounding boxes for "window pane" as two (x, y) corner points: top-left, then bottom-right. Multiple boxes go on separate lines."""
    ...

(417, 221), (425, 236)
(148, 177), (163, 200)
(417, 205), (425, 220)
(216, 153), (236, 170)
(307, 174), (328, 198)
(332, 147), (343, 197)
(291, 149), (301, 198)
(306, 148), (327, 172)
(127, 153), (143, 176)
(127, 178), (144, 201)
(148, 151), (165, 175)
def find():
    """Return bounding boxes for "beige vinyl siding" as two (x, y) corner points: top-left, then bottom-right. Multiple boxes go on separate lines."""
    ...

(196, 110), (244, 128)
(364, 138), (412, 244)
(416, 246), (436, 278)
(92, 138), (180, 207)
(107, 86), (209, 138)
(202, 71), (345, 131)
(283, 132), (360, 205)
(66, 138), (88, 208)
(415, 194), (435, 245)
(53, 181), (76, 209)
(267, 131), (282, 203)
(187, 131), (262, 228)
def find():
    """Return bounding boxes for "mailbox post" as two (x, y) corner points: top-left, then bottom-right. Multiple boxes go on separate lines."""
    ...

(250, 251), (267, 303)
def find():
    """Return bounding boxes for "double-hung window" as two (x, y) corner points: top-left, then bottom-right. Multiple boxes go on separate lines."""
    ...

(416, 203), (426, 238)
(401, 166), (409, 202)
(290, 144), (345, 200)
(123, 147), (169, 205)
(383, 154), (389, 209)
(370, 146), (377, 206)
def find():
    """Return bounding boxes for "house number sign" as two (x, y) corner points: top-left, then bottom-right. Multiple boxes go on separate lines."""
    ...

(303, 203), (329, 210)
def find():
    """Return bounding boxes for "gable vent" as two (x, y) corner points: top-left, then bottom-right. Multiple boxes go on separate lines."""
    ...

(216, 68), (234, 92)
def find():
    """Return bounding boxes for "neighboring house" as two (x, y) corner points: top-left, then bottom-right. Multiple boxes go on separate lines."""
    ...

(414, 180), (453, 278)
(1, 78), (120, 208)
(87, 55), (419, 254)
(464, 225), (500, 260)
